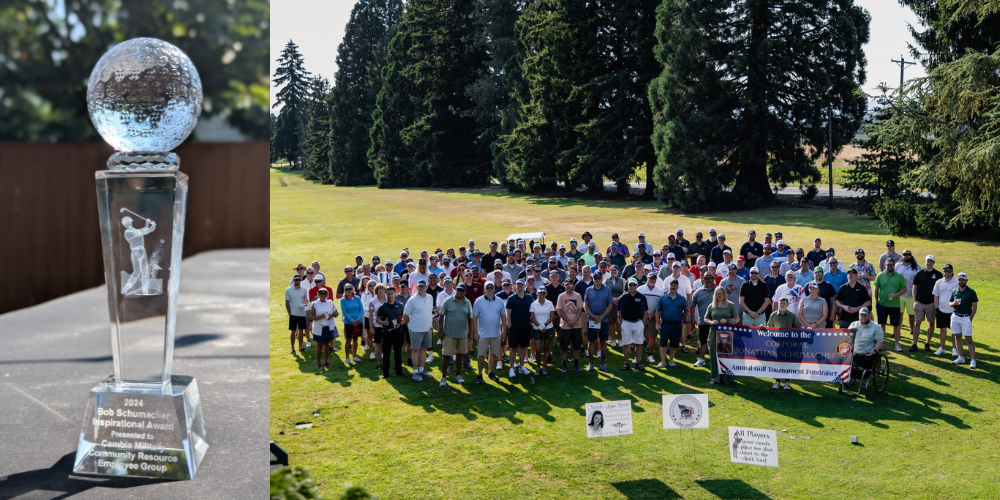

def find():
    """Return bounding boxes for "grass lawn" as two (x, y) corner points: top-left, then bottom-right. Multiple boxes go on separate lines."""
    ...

(270, 169), (1000, 500)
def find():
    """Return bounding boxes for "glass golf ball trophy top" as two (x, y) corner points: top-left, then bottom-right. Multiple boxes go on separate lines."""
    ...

(73, 38), (207, 480)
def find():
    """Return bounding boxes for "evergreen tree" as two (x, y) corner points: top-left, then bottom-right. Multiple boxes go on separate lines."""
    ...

(369, 0), (491, 188)
(648, 0), (870, 210)
(499, 0), (603, 192)
(899, 0), (1000, 69)
(328, 0), (404, 185)
(464, 0), (522, 183)
(579, 0), (660, 196)
(302, 76), (332, 181)
(272, 40), (311, 168)
(270, 113), (278, 164)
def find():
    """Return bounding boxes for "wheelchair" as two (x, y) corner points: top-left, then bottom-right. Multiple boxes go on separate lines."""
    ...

(838, 347), (889, 399)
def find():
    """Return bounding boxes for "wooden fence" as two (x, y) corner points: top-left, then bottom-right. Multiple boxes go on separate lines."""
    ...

(0, 141), (269, 314)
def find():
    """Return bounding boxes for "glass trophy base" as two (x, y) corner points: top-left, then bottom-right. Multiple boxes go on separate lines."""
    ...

(73, 375), (208, 480)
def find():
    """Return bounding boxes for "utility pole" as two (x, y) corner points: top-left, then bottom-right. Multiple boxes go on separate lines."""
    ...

(828, 101), (834, 209)
(891, 55), (917, 87)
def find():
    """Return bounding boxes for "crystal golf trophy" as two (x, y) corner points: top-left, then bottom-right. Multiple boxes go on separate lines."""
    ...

(73, 38), (207, 480)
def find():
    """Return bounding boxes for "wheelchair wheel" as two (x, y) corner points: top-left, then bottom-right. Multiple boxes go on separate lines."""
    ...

(873, 356), (889, 392)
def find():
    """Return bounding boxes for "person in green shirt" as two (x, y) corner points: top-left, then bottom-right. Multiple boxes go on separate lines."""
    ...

(873, 258), (908, 352)
(566, 238), (584, 262)
(766, 296), (802, 390)
(704, 286), (739, 385)
(949, 272), (979, 368)
(438, 284), (474, 386)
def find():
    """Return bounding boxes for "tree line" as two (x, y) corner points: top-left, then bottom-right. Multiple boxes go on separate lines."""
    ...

(272, 0), (1000, 232)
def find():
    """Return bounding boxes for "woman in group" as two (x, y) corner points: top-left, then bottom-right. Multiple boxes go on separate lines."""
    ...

(703, 285), (739, 385)
(361, 280), (378, 359)
(341, 284), (364, 365)
(367, 283), (388, 372)
(798, 283), (829, 330)
(309, 288), (338, 370)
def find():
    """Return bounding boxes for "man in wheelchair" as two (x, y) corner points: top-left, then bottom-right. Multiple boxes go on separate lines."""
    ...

(846, 307), (884, 384)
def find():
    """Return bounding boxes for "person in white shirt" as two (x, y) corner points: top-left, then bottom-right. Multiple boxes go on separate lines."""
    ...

(773, 271), (805, 313)
(638, 274), (664, 364)
(403, 280), (436, 381)
(932, 264), (960, 357)
(716, 249), (735, 276)
(360, 280), (378, 359)
(529, 288), (557, 375)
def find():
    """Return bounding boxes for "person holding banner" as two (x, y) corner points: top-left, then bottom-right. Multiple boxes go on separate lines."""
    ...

(704, 286), (739, 385)
(773, 271), (805, 313)
(767, 296), (802, 389)
(690, 273), (718, 367)
(739, 267), (771, 327)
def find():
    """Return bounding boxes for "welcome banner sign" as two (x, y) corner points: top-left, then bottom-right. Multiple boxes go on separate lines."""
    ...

(715, 325), (854, 382)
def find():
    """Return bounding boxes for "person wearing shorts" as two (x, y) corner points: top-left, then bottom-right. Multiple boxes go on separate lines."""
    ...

(472, 282), (506, 383)
(911, 255), (943, 352)
(505, 280), (535, 377)
(932, 264), (959, 357)
(556, 280), (585, 373)
(638, 274), (663, 365)
(403, 280), (435, 382)
(605, 265), (625, 347)
(948, 273), (979, 368)
(309, 287), (338, 369)
(285, 275), (309, 355)
(340, 284), (364, 365)
(655, 279), (688, 367)
(438, 283), (474, 385)
(873, 258), (907, 351)
(583, 272), (614, 371)
(618, 279), (648, 369)
(375, 287), (406, 379)
(529, 288), (557, 375)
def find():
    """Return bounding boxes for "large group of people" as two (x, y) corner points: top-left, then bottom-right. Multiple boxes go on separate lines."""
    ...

(284, 230), (981, 388)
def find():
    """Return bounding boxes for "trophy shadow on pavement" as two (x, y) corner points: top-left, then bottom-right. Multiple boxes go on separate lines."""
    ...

(0, 452), (174, 499)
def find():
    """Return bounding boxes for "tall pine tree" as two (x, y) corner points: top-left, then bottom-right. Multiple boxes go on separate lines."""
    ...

(272, 40), (311, 169)
(499, 0), (603, 192)
(327, 0), (404, 185)
(648, 0), (869, 210)
(302, 76), (332, 181)
(369, 0), (492, 188)
(464, 0), (522, 183)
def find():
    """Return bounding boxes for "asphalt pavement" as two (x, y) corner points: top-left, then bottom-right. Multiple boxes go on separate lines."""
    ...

(0, 249), (269, 499)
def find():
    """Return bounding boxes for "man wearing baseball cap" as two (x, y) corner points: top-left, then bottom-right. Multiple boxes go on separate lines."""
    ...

(438, 283), (474, 385)
(403, 280), (436, 381)
(472, 281), (507, 383)
(911, 255), (943, 353)
(506, 279), (535, 377)
(739, 230), (763, 268)
(879, 240), (902, 272)
(932, 264), (960, 357)
(556, 278), (586, 372)
(846, 307), (884, 382)
(688, 232), (711, 266)
(583, 272), (614, 371)
(710, 233), (732, 265)
(949, 272), (979, 368)
(873, 257), (907, 351)
(834, 268), (870, 328)
(634, 232), (653, 256)
(285, 274), (310, 355)
(376, 287), (407, 379)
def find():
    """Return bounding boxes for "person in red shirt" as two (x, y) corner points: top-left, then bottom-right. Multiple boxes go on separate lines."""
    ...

(309, 274), (335, 302)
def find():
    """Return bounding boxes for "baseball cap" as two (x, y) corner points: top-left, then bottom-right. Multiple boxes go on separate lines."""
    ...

(593, 272), (603, 279)
(957, 272), (968, 279)
(943, 263), (953, 270)
(533, 243), (541, 249)
(570, 238), (578, 244)
(563, 279), (575, 286)
(672, 262), (681, 268)
(807, 282), (818, 289)
(474, 249), (483, 255)
(373, 255), (381, 262)
(814, 268), (824, 275)
(443, 276), (453, 282)
(719, 233), (726, 239)
(750, 267), (760, 274)
(611, 233), (619, 238)
(764, 233), (772, 237)
(400, 279), (409, 286)
(455, 283), (467, 291)
(516, 279), (525, 285)
(855, 248), (865, 253)
(644, 265), (653, 271)
(418, 258), (427, 264)
(707, 262), (717, 267)
(392, 273), (401, 280)
(696, 232), (703, 237)
(485, 282), (495, 288)
(599, 261), (609, 267)
(653, 250), (662, 256)
(709, 228), (717, 233)
(777, 240), (785, 246)
(503, 278), (512, 284)
(315, 273), (326, 281)
(417, 279), (427, 287)
(886, 239), (895, 245)
(666, 253), (675, 259)
(537, 287), (547, 293)
(785, 270), (796, 277)
(859, 307), (870, 315)
(588, 242), (597, 248)
(638, 232), (645, 237)
(846, 268), (858, 274)
(827, 247), (835, 252)
(559, 244), (566, 249)
(292, 275), (303, 281)
(549, 256), (558, 262)
(723, 249), (732, 254)
(737, 255), (745, 261)
(749, 229), (756, 234)
(926, 254), (935, 261)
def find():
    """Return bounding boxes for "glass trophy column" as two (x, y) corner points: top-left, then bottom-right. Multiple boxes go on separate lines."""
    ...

(73, 38), (207, 480)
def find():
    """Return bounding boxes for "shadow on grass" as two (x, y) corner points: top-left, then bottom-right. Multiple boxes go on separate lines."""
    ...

(611, 478), (682, 499)
(290, 333), (984, 430)
(697, 479), (772, 499)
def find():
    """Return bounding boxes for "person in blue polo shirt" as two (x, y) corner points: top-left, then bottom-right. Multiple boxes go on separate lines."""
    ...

(583, 273), (614, 371)
(655, 279), (689, 368)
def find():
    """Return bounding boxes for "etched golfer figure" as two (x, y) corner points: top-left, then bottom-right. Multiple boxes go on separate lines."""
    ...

(121, 208), (162, 296)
